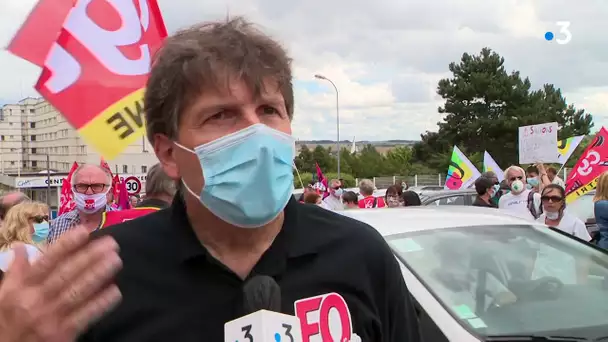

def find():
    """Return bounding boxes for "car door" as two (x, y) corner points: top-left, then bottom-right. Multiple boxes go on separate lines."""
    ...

(411, 296), (450, 342)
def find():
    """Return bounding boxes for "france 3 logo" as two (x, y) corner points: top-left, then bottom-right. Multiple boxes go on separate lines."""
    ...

(544, 21), (572, 44)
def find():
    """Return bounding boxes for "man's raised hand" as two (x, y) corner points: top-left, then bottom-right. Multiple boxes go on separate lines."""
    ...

(0, 227), (122, 342)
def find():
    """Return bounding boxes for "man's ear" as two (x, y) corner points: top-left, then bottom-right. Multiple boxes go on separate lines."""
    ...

(154, 134), (180, 181)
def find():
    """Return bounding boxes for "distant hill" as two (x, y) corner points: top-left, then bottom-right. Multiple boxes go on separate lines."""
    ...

(296, 139), (418, 146)
(295, 139), (419, 155)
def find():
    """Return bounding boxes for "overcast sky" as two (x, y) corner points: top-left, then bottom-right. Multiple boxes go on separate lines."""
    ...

(1, 0), (607, 141)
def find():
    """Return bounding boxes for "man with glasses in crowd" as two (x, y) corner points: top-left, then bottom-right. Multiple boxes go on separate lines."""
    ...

(47, 164), (115, 243)
(322, 178), (344, 210)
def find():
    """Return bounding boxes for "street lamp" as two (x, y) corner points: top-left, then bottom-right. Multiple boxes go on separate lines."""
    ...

(314, 74), (340, 178)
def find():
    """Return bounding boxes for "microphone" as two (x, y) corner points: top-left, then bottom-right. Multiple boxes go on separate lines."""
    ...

(224, 275), (303, 342)
(242, 274), (282, 313)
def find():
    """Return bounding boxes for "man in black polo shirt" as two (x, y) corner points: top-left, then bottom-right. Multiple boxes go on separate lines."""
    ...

(473, 177), (498, 208)
(77, 17), (420, 342)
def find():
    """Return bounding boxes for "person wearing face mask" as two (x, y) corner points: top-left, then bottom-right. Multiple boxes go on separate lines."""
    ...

(78, 18), (420, 342)
(499, 165), (543, 221)
(481, 171), (502, 205)
(385, 185), (403, 208)
(0, 201), (49, 271)
(537, 184), (591, 240)
(47, 164), (114, 244)
(322, 178), (344, 210)
(526, 165), (541, 192)
(526, 164), (551, 193)
(473, 177), (498, 208)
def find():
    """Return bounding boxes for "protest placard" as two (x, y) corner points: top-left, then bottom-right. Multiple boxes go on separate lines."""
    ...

(518, 122), (559, 164)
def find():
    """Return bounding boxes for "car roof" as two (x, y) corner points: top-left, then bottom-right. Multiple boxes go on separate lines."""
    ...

(419, 188), (476, 201)
(422, 188), (475, 196)
(340, 206), (540, 237)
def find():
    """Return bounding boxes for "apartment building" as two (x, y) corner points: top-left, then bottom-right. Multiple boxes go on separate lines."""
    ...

(0, 97), (159, 175)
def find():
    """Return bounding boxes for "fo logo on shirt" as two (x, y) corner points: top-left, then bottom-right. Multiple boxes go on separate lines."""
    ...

(294, 292), (360, 342)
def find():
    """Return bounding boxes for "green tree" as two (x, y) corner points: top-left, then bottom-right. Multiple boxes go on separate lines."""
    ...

(338, 147), (355, 176)
(412, 47), (593, 168)
(355, 144), (387, 178)
(385, 146), (412, 175)
(294, 145), (315, 173)
(312, 145), (335, 172)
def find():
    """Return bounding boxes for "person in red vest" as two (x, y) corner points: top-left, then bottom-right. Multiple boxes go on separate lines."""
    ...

(358, 179), (386, 209)
(100, 163), (177, 228)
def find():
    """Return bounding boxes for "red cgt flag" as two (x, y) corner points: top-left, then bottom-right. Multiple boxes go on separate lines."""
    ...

(58, 161), (79, 215)
(6, 0), (76, 67)
(9, 0), (168, 160)
(565, 127), (608, 203)
(100, 158), (113, 178)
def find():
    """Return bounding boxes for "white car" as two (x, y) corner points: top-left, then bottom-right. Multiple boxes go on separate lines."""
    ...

(341, 206), (608, 341)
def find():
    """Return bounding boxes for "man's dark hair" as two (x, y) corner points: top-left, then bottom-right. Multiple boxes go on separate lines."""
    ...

(481, 171), (497, 181)
(474, 177), (494, 196)
(402, 191), (421, 206)
(0, 192), (30, 220)
(144, 17), (294, 145)
(342, 191), (358, 204)
(526, 165), (539, 174)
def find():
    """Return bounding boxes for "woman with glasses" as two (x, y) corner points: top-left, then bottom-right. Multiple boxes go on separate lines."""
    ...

(537, 184), (591, 241)
(0, 201), (49, 271)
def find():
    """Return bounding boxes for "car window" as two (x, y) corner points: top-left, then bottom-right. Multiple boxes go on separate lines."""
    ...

(567, 194), (595, 222)
(432, 195), (465, 206)
(386, 225), (608, 338)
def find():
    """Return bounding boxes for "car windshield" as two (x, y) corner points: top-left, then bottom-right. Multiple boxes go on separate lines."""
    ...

(567, 194), (595, 222)
(387, 225), (608, 338)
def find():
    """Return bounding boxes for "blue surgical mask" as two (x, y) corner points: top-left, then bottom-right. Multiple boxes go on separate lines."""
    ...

(334, 188), (344, 197)
(175, 124), (295, 228)
(492, 184), (500, 193)
(527, 177), (539, 187)
(32, 221), (49, 243)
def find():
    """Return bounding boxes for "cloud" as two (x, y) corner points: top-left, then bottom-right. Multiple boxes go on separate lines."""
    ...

(0, 0), (606, 141)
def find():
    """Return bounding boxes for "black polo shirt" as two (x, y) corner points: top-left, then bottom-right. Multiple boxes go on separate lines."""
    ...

(472, 195), (498, 208)
(78, 194), (420, 341)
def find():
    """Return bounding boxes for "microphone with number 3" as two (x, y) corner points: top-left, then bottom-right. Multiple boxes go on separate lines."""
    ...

(225, 275), (302, 342)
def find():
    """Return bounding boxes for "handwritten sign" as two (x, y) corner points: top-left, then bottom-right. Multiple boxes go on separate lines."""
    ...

(518, 122), (559, 164)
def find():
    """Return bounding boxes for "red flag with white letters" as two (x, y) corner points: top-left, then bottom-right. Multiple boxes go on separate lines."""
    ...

(7, 0), (167, 160)
(6, 0), (75, 67)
